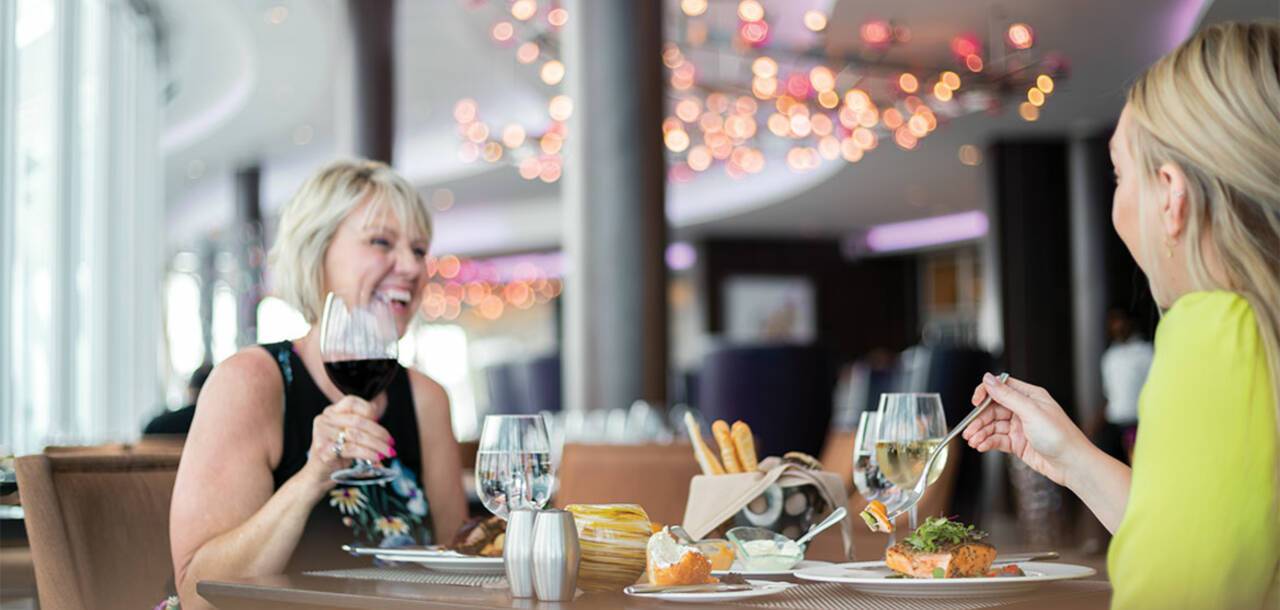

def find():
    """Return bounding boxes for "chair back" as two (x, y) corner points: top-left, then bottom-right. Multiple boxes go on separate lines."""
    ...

(698, 343), (835, 458)
(553, 443), (701, 525)
(15, 453), (179, 610)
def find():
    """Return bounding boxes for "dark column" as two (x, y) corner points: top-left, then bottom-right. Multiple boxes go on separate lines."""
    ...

(563, 0), (668, 411)
(234, 166), (265, 349)
(991, 140), (1074, 547)
(348, 0), (395, 163)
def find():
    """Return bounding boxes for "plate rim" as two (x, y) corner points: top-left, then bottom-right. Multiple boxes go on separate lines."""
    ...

(624, 579), (793, 601)
(793, 561), (1097, 586)
(711, 559), (832, 577)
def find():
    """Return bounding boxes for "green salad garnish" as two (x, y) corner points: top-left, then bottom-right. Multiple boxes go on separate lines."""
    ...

(903, 516), (987, 552)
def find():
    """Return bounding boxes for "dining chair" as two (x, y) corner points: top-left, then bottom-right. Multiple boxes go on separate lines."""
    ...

(552, 443), (702, 526)
(15, 453), (179, 610)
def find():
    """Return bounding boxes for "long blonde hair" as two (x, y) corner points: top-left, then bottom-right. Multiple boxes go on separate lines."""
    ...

(1125, 21), (1280, 449)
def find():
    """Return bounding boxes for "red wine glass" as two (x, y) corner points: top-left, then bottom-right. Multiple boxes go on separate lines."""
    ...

(320, 292), (400, 485)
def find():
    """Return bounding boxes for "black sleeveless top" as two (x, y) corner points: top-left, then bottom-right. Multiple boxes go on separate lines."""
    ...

(261, 341), (435, 573)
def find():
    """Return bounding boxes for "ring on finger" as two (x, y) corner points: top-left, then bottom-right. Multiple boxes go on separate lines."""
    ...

(333, 429), (347, 458)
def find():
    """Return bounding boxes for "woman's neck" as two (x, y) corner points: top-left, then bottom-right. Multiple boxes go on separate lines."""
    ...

(291, 329), (389, 416)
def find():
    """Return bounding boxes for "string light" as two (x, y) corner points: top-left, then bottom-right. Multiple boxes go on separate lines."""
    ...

(1037, 74), (1055, 93)
(1007, 23), (1034, 49)
(803, 10), (828, 32)
(898, 73), (919, 93)
(681, 0), (707, 17)
(540, 60), (565, 85)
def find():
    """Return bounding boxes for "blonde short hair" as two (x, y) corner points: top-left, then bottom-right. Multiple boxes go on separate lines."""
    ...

(268, 159), (433, 324)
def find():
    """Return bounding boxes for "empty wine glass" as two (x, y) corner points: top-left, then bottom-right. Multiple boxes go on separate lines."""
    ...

(852, 411), (901, 546)
(876, 393), (948, 531)
(320, 292), (400, 485)
(475, 415), (555, 520)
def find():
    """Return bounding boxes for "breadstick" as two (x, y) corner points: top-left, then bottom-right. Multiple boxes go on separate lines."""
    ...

(683, 412), (725, 475)
(711, 420), (743, 473)
(730, 421), (758, 471)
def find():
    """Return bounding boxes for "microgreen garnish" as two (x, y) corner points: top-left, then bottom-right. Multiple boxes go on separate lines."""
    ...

(903, 516), (987, 553)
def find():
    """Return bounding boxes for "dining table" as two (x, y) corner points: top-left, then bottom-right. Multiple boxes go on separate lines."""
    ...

(198, 545), (1112, 610)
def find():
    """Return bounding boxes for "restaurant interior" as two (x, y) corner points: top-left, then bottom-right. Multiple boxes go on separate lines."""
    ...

(2, 0), (1278, 608)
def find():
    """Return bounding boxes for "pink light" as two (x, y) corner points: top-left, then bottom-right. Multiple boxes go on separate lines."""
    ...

(666, 242), (697, 270)
(864, 210), (988, 252)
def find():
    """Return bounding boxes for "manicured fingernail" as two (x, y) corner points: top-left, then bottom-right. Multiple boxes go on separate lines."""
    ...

(983, 372), (996, 385)
(388, 447), (397, 458)
(389, 437), (396, 446)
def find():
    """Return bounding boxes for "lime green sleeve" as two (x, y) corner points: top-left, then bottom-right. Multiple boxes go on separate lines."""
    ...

(1107, 292), (1279, 609)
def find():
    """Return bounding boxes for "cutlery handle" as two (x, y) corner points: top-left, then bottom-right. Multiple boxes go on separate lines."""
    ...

(993, 551), (1060, 564)
(921, 373), (1009, 480)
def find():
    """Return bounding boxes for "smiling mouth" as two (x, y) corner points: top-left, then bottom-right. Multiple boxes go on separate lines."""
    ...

(376, 288), (413, 312)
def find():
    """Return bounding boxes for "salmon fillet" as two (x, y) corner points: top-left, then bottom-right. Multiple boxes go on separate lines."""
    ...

(885, 541), (997, 578)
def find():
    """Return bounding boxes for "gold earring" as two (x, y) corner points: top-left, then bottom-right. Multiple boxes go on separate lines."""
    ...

(1164, 238), (1176, 259)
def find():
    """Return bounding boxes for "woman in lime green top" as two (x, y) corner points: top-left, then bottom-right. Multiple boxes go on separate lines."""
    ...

(963, 22), (1280, 609)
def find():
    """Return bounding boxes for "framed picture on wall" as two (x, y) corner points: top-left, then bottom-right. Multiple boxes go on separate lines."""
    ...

(722, 275), (816, 343)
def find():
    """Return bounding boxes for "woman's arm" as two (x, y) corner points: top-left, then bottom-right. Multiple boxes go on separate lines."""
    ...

(964, 374), (1133, 532)
(171, 350), (393, 610)
(409, 372), (468, 542)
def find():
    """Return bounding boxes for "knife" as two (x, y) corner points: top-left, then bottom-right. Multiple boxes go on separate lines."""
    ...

(625, 583), (762, 594)
(992, 551), (1059, 565)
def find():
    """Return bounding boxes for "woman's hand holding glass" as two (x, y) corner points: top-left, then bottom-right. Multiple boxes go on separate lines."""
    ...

(302, 395), (395, 487)
(963, 373), (1092, 487)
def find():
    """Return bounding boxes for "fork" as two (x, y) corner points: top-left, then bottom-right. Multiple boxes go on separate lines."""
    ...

(885, 372), (1009, 523)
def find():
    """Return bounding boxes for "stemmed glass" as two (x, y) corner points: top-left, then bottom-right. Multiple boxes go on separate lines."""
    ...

(852, 410), (901, 546)
(320, 292), (401, 485)
(475, 415), (555, 520)
(875, 393), (948, 531)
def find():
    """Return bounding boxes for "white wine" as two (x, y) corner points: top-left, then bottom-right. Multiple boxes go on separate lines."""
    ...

(874, 439), (947, 488)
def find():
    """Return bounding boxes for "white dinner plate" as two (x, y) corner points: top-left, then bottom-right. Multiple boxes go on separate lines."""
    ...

(711, 559), (832, 578)
(624, 580), (794, 603)
(352, 546), (505, 576)
(793, 561), (1096, 599)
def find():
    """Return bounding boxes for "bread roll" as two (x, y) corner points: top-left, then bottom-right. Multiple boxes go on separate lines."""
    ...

(683, 412), (725, 475)
(730, 421), (758, 471)
(711, 420), (743, 473)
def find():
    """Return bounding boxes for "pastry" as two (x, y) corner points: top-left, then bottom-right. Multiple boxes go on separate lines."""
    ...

(730, 421), (758, 471)
(646, 527), (717, 585)
(448, 515), (506, 557)
(712, 420), (743, 473)
(782, 451), (823, 471)
(683, 412), (725, 475)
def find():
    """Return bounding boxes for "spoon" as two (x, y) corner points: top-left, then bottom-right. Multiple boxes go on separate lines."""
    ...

(796, 506), (847, 548)
(884, 372), (1009, 523)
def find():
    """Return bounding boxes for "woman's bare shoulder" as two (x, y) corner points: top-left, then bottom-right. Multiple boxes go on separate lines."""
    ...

(193, 347), (286, 432)
(406, 369), (452, 424)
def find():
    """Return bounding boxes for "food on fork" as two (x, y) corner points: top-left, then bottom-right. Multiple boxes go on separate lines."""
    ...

(683, 413), (726, 475)
(712, 420), (744, 473)
(448, 515), (506, 557)
(646, 527), (718, 585)
(859, 500), (894, 533)
(730, 421), (759, 471)
(884, 516), (995, 578)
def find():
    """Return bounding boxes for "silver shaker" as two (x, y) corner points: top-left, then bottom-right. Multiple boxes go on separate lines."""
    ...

(530, 509), (580, 601)
(504, 509), (537, 597)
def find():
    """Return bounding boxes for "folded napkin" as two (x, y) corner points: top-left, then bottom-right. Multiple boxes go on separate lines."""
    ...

(681, 457), (853, 560)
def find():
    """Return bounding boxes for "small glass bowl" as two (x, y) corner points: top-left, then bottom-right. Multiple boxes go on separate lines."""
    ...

(726, 526), (804, 572)
(693, 539), (736, 571)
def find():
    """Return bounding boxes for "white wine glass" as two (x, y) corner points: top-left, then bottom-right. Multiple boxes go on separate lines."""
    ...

(875, 393), (948, 531)
(320, 292), (400, 485)
(852, 410), (901, 547)
(475, 415), (554, 520)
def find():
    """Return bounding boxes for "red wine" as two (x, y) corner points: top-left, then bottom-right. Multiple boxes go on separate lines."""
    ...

(323, 359), (399, 400)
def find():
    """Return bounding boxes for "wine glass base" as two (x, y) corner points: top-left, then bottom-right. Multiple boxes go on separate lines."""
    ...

(331, 466), (397, 486)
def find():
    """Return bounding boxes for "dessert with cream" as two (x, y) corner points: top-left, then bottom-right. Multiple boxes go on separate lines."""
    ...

(645, 527), (717, 586)
(737, 538), (803, 571)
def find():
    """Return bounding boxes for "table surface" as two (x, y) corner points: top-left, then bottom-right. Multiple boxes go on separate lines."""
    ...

(199, 571), (1111, 610)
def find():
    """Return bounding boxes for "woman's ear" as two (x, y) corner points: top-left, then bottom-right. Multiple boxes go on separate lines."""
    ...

(1157, 162), (1189, 242)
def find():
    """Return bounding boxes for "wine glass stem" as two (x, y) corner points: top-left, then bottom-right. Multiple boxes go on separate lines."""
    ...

(909, 505), (918, 531)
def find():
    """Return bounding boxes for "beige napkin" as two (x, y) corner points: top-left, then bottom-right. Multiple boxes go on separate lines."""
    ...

(681, 457), (853, 560)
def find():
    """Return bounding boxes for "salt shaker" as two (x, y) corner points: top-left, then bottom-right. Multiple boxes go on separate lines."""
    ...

(504, 508), (537, 598)
(531, 509), (580, 601)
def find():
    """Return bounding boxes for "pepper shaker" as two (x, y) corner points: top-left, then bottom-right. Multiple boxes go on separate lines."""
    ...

(531, 509), (580, 601)
(504, 508), (536, 598)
